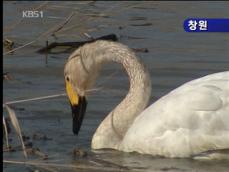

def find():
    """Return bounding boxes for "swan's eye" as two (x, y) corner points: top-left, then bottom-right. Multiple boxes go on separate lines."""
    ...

(66, 76), (70, 82)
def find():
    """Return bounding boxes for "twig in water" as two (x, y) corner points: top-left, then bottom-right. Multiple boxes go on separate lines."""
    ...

(3, 39), (38, 55)
(3, 93), (66, 107)
(85, 87), (104, 94)
(47, 12), (75, 37)
(132, 48), (149, 53)
(83, 32), (94, 40)
(45, 40), (49, 65)
(3, 116), (10, 148)
(5, 105), (27, 158)
(26, 148), (48, 160)
(85, 69), (121, 96)
(37, 34), (118, 54)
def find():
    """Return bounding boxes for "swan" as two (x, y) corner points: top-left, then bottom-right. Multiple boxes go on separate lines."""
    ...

(64, 40), (229, 158)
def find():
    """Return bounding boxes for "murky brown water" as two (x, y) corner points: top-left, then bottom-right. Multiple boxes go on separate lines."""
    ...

(3, 1), (229, 172)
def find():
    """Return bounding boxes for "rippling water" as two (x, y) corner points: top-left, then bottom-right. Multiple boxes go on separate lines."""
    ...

(3, 1), (229, 172)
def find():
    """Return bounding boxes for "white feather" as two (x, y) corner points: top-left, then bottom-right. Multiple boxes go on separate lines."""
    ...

(120, 72), (229, 157)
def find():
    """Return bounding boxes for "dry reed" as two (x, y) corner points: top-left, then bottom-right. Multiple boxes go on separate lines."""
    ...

(3, 115), (10, 148)
(3, 11), (75, 55)
(5, 105), (27, 158)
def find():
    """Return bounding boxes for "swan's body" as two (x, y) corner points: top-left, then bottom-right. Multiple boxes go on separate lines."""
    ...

(64, 40), (229, 158)
(120, 72), (229, 157)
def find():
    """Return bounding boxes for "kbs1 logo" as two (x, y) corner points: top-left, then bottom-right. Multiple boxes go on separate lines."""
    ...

(22, 11), (44, 18)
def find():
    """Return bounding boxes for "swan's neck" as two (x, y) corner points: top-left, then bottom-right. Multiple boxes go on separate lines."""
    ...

(91, 42), (151, 149)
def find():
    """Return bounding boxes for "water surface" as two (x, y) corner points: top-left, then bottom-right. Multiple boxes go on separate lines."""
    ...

(3, 1), (229, 172)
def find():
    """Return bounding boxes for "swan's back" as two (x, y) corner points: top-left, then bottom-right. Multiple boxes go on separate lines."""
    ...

(120, 71), (229, 158)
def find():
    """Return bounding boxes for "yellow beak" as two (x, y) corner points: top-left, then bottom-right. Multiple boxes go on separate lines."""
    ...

(65, 81), (87, 135)
(66, 81), (79, 106)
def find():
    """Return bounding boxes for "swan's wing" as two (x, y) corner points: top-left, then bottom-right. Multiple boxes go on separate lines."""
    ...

(120, 71), (229, 157)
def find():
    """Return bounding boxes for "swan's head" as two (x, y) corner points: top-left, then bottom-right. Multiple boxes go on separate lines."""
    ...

(64, 43), (101, 135)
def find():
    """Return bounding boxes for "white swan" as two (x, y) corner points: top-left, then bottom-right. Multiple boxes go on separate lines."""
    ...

(64, 40), (229, 158)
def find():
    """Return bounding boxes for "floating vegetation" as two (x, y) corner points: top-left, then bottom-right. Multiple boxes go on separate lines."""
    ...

(121, 35), (147, 40)
(73, 147), (88, 158)
(129, 16), (147, 21)
(132, 48), (149, 53)
(3, 72), (13, 81)
(32, 132), (52, 141)
(3, 38), (15, 50)
(130, 22), (153, 26)
(85, 13), (110, 18)
(3, 93), (66, 160)
(37, 34), (118, 54)
(26, 148), (49, 160)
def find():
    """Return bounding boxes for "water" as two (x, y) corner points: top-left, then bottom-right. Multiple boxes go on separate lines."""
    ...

(3, 1), (229, 172)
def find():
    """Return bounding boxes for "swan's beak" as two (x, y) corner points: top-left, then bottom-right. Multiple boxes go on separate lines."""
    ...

(65, 81), (87, 135)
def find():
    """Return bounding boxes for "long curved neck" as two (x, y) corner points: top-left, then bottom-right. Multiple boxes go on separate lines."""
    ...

(89, 41), (151, 149)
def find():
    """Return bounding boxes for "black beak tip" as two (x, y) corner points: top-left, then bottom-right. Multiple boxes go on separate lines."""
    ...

(73, 132), (78, 135)
(72, 124), (80, 135)
(71, 97), (87, 135)
(73, 130), (79, 135)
